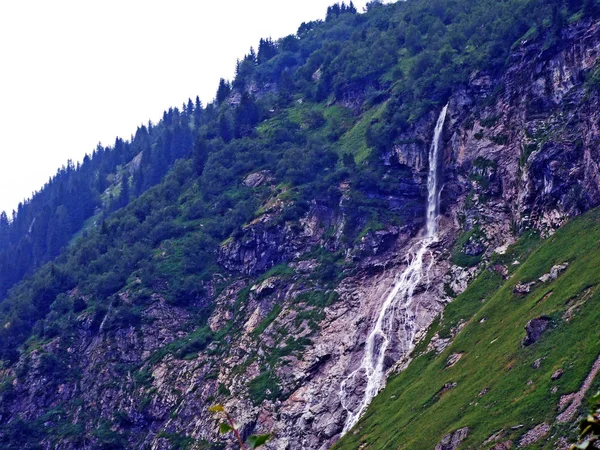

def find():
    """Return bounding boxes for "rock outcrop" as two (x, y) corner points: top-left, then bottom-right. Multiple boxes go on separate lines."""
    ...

(435, 427), (470, 450)
(522, 317), (551, 346)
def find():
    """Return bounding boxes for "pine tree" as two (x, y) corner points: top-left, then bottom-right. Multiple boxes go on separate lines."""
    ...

(193, 137), (209, 175)
(0, 211), (9, 249)
(46, 206), (71, 258)
(118, 175), (130, 209)
(133, 169), (145, 197)
(219, 114), (233, 143)
(245, 47), (257, 63)
(235, 93), (260, 138)
(216, 79), (232, 104)
(194, 96), (203, 128)
(258, 38), (278, 64)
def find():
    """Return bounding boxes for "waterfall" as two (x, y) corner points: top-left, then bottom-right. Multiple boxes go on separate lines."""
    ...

(426, 104), (448, 237)
(339, 104), (448, 434)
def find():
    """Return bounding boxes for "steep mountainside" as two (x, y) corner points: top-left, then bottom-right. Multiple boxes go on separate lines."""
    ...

(2, 1), (600, 449)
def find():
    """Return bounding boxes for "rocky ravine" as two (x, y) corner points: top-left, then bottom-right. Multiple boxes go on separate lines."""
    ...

(3, 18), (600, 450)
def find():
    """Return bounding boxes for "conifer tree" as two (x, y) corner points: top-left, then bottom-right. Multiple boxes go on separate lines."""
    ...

(193, 137), (209, 175)
(0, 211), (9, 249)
(216, 78), (232, 104)
(118, 175), (130, 209)
(194, 96), (203, 127)
(258, 38), (278, 64)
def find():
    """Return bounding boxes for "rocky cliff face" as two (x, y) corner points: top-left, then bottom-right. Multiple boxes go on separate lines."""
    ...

(3, 18), (600, 450)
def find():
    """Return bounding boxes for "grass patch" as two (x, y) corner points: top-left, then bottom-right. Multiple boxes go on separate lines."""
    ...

(336, 102), (386, 163)
(451, 226), (486, 267)
(252, 304), (283, 337)
(248, 371), (282, 405)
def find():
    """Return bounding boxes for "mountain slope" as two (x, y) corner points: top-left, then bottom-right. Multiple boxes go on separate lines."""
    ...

(1, 0), (600, 449)
(0, 104), (201, 303)
(335, 208), (600, 449)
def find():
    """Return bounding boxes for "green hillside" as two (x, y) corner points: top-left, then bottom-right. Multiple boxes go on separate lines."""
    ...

(335, 209), (600, 449)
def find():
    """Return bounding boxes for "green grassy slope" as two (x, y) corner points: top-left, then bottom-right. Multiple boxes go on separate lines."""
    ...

(335, 209), (600, 449)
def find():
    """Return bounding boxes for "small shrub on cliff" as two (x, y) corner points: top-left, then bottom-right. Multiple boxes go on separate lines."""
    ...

(248, 372), (282, 405)
(208, 405), (270, 449)
(572, 392), (600, 449)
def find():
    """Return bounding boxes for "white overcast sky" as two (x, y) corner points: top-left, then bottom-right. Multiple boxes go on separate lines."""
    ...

(0, 0), (371, 215)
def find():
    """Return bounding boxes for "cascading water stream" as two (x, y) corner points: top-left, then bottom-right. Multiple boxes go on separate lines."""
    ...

(340, 104), (448, 434)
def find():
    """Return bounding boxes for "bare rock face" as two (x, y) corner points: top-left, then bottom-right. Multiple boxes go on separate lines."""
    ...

(446, 353), (464, 368)
(538, 263), (569, 283)
(518, 423), (551, 447)
(514, 281), (537, 295)
(522, 317), (551, 346)
(217, 204), (330, 275)
(445, 265), (479, 295)
(354, 225), (399, 257)
(243, 170), (271, 188)
(435, 427), (470, 450)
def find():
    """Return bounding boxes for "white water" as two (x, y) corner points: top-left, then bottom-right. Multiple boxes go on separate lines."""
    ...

(340, 104), (448, 434)
(426, 104), (448, 238)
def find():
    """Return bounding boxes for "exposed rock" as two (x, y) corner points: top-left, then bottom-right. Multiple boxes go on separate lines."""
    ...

(532, 358), (542, 369)
(491, 442), (513, 450)
(355, 225), (400, 257)
(551, 369), (564, 380)
(427, 334), (452, 354)
(443, 382), (458, 391)
(518, 422), (550, 447)
(435, 427), (469, 450)
(445, 265), (479, 295)
(557, 354), (600, 423)
(250, 276), (279, 298)
(492, 264), (509, 278)
(494, 243), (509, 254)
(446, 353), (464, 368)
(243, 170), (270, 188)
(522, 317), (550, 346)
(217, 204), (333, 274)
(555, 437), (572, 450)
(538, 263), (569, 283)
(291, 259), (318, 273)
(484, 430), (507, 445)
(464, 236), (486, 256)
(513, 281), (536, 295)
